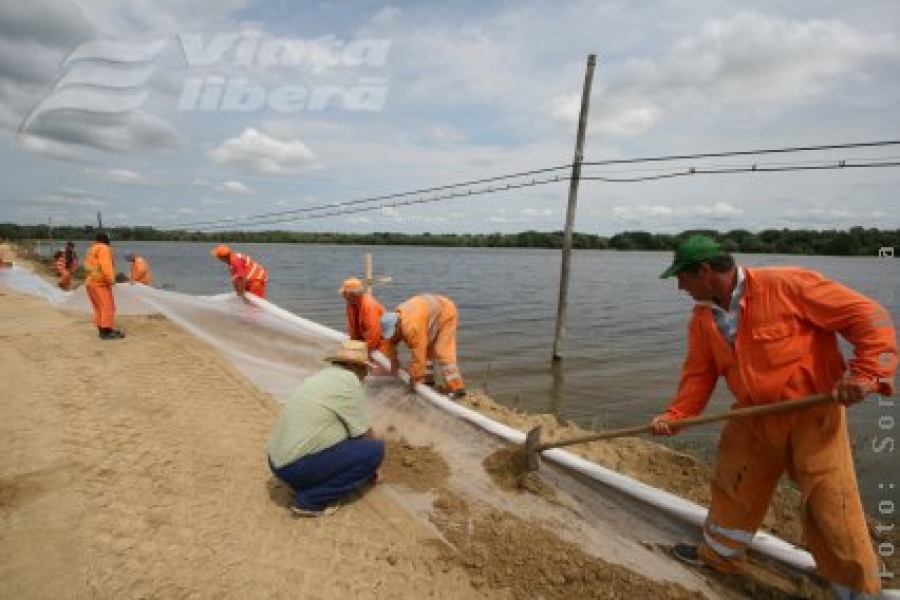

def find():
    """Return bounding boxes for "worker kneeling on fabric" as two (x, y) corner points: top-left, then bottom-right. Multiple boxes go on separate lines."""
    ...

(267, 339), (384, 517)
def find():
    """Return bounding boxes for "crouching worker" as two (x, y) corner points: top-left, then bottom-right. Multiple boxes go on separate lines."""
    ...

(267, 340), (384, 517)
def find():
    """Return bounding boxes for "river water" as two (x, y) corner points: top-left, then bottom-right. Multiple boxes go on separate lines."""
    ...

(52, 240), (899, 512)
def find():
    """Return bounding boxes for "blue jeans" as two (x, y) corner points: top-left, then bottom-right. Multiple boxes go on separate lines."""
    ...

(270, 438), (385, 511)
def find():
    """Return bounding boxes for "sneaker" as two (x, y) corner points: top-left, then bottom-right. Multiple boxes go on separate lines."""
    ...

(673, 543), (705, 567)
(99, 329), (125, 340)
(290, 504), (339, 518)
(447, 388), (467, 400)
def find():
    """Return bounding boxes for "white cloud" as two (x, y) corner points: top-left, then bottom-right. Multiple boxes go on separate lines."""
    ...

(613, 11), (900, 113)
(220, 180), (253, 194)
(612, 202), (744, 220)
(86, 167), (157, 185)
(208, 127), (319, 175)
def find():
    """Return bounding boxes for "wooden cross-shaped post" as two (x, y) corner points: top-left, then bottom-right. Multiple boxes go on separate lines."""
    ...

(364, 252), (392, 293)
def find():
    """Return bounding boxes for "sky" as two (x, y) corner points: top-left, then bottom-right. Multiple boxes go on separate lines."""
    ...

(1, 0), (899, 235)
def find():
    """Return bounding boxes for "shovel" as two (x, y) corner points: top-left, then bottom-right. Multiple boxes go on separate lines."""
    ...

(523, 392), (835, 473)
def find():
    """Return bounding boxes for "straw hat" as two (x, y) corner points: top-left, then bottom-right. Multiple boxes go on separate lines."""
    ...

(338, 277), (364, 295)
(324, 340), (372, 368)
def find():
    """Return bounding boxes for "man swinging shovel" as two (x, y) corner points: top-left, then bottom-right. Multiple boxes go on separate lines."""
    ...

(532, 234), (898, 599)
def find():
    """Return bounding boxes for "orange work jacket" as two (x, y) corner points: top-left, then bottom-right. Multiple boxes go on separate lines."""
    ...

(130, 256), (152, 285)
(228, 253), (267, 284)
(664, 266), (897, 420)
(346, 293), (387, 354)
(83, 242), (115, 287)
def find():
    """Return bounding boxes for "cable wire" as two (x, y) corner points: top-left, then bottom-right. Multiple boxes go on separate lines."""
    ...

(171, 139), (900, 230)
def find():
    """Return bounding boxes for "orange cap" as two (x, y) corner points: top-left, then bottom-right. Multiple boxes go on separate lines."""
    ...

(211, 244), (231, 258)
(339, 277), (364, 295)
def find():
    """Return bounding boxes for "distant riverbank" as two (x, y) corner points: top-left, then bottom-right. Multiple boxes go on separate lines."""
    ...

(5, 224), (900, 256)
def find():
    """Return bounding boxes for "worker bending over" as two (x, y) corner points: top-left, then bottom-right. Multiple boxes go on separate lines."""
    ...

(339, 277), (387, 359)
(126, 253), (153, 286)
(211, 245), (268, 299)
(380, 293), (467, 399)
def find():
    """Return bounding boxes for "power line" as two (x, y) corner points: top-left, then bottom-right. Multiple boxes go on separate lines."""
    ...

(581, 139), (900, 167)
(187, 158), (900, 231)
(193, 173), (569, 231)
(580, 158), (900, 183)
(172, 139), (900, 230)
(172, 163), (572, 229)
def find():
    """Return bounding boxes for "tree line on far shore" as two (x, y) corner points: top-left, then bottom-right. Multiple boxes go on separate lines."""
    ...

(2, 223), (897, 257)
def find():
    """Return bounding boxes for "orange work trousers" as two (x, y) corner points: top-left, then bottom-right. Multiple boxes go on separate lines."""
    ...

(699, 402), (880, 593)
(86, 284), (116, 329)
(429, 306), (464, 392)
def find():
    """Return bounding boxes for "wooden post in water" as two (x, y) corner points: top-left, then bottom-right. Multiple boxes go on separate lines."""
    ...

(363, 252), (392, 293)
(552, 54), (596, 362)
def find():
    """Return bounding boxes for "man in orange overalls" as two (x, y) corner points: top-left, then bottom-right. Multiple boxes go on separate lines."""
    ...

(126, 253), (153, 286)
(84, 232), (124, 339)
(339, 277), (387, 360)
(211, 245), (268, 299)
(380, 294), (466, 399)
(651, 235), (897, 599)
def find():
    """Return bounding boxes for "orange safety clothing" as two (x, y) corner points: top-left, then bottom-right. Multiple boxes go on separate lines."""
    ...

(663, 266), (897, 593)
(382, 294), (465, 392)
(54, 255), (72, 290)
(130, 256), (153, 285)
(346, 292), (387, 354)
(86, 284), (116, 328)
(84, 241), (117, 328)
(84, 242), (115, 287)
(227, 252), (268, 298)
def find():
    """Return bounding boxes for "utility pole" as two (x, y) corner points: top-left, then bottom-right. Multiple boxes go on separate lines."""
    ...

(97, 211), (103, 230)
(551, 53), (596, 362)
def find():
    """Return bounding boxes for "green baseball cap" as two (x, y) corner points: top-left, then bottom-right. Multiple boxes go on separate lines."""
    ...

(660, 235), (723, 278)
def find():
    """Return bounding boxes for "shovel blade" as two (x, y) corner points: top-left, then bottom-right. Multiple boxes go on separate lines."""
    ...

(523, 426), (542, 472)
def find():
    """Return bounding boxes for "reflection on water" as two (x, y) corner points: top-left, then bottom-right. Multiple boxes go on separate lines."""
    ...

(67, 240), (899, 512)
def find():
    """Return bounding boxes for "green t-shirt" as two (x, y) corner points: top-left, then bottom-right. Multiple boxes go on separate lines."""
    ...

(267, 365), (370, 468)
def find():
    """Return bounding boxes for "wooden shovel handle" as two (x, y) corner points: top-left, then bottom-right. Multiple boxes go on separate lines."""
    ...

(536, 392), (834, 453)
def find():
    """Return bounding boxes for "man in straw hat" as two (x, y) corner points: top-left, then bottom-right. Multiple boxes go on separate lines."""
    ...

(267, 340), (384, 517)
(651, 234), (896, 598)
(339, 277), (388, 360)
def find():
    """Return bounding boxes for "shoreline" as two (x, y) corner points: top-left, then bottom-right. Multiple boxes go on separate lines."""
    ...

(2, 241), (895, 598)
